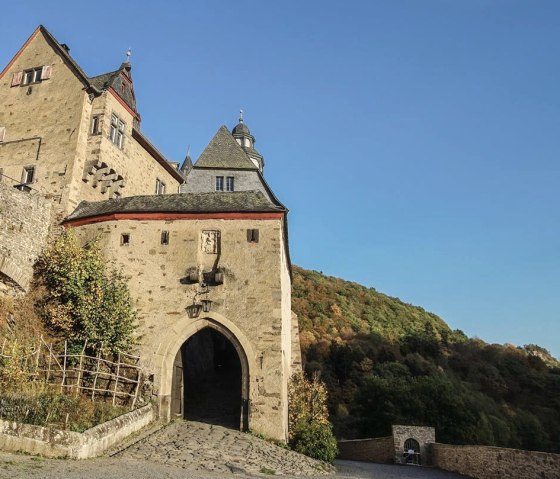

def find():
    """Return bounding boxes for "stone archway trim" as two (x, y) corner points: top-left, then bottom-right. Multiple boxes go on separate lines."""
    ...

(154, 312), (256, 422)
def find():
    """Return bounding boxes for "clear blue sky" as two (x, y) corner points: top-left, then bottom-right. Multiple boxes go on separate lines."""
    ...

(2, 1), (559, 357)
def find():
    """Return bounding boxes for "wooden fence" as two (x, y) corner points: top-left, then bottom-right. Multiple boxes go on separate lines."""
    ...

(0, 337), (142, 408)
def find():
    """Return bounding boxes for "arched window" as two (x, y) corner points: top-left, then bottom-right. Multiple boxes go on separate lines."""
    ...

(403, 438), (421, 465)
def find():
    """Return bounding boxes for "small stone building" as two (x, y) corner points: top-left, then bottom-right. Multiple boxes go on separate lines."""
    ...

(337, 425), (436, 465)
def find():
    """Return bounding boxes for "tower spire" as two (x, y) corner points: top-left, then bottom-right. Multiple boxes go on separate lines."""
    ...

(231, 111), (265, 173)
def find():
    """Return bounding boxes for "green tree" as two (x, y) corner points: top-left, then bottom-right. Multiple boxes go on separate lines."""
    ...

(37, 230), (137, 356)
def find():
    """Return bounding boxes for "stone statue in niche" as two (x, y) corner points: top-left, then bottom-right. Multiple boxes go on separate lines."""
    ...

(201, 230), (220, 254)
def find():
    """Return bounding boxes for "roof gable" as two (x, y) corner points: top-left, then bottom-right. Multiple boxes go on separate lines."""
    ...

(90, 62), (137, 112)
(195, 126), (258, 170)
(0, 25), (92, 89)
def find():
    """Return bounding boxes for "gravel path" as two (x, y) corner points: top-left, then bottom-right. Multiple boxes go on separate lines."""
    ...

(0, 420), (471, 479)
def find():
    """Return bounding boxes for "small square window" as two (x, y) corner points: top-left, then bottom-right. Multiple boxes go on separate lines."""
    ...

(226, 176), (234, 192)
(215, 176), (224, 191)
(120, 233), (130, 245)
(22, 68), (42, 85)
(22, 166), (35, 184)
(247, 229), (259, 243)
(91, 115), (101, 135)
(161, 231), (170, 245)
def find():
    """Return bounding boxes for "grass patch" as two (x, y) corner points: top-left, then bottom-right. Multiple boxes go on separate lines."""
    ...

(0, 386), (128, 432)
(260, 467), (276, 475)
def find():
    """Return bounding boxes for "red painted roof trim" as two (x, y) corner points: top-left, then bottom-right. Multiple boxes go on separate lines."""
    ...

(108, 86), (138, 118)
(64, 211), (284, 227)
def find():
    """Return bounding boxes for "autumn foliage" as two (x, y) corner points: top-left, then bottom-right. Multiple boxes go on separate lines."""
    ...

(292, 266), (560, 453)
(288, 371), (338, 462)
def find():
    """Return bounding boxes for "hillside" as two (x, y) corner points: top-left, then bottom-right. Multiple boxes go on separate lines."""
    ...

(292, 266), (560, 453)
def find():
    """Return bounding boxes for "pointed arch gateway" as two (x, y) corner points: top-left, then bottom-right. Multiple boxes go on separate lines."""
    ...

(157, 315), (253, 431)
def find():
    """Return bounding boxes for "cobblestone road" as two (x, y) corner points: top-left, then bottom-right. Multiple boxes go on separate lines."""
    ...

(0, 420), (471, 479)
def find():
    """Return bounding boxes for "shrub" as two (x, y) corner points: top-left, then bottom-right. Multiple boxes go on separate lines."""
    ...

(291, 421), (338, 463)
(0, 341), (32, 392)
(288, 371), (338, 462)
(36, 230), (137, 356)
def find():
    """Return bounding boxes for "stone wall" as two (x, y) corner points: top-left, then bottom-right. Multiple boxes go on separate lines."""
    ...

(0, 405), (154, 459)
(0, 183), (51, 292)
(0, 28), (91, 220)
(337, 437), (394, 463)
(337, 425), (436, 465)
(72, 91), (182, 211)
(181, 168), (268, 196)
(0, 27), (182, 219)
(71, 214), (293, 441)
(432, 443), (560, 479)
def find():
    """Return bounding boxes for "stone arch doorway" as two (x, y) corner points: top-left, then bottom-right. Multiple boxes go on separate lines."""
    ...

(170, 324), (249, 430)
(404, 438), (421, 465)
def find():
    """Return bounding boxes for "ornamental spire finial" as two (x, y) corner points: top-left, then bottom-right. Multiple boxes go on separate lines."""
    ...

(125, 48), (132, 63)
(239, 109), (244, 123)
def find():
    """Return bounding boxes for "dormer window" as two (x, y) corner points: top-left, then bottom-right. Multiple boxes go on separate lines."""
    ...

(215, 176), (224, 191)
(109, 114), (125, 149)
(226, 176), (234, 192)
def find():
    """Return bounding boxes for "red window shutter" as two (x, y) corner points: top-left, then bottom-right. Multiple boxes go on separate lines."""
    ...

(41, 65), (52, 80)
(11, 71), (23, 87)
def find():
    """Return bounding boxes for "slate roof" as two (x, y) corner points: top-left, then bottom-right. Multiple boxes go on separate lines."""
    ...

(89, 71), (117, 90)
(64, 191), (285, 222)
(195, 126), (258, 170)
(89, 63), (137, 112)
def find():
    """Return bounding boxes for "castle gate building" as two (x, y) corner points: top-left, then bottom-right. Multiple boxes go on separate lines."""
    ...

(1, 25), (300, 441)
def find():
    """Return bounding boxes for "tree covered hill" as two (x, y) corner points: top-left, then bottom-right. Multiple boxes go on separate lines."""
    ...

(292, 266), (560, 453)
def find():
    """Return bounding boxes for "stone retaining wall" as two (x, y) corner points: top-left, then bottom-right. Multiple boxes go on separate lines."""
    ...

(337, 436), (394, 463)
(0, 183), (51, 292)
(432, 443), (560, 479)
(0, 404), (154, 458)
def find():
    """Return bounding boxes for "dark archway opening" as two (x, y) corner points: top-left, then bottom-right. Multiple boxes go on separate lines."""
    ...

(171, 328), (243, 429)
(403, 438), (421, 465)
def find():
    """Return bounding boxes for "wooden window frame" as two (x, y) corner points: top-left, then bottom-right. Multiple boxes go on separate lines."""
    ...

(226, 176), (234, 192)
(22, 165), (35, 184)
(109, 113), (125, 149)
(215, 176), (224, 191)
